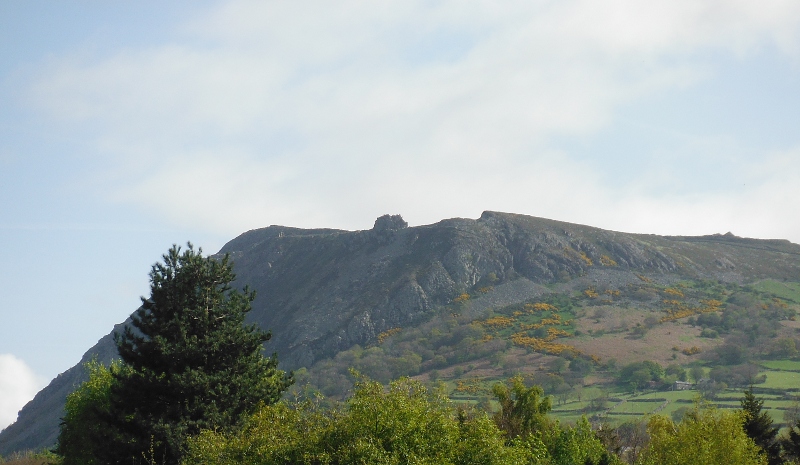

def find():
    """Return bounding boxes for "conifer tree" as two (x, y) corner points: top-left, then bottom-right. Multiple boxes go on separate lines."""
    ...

(740, 387), (780, 465)
(99, 243), (292, 465)
(781, 419), (800, 463)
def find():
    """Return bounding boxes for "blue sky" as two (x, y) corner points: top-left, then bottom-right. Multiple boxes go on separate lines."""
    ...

(2, 0), (800, 429)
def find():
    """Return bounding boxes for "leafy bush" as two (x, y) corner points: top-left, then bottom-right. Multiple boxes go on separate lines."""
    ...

(638, 406), (766, 465)
(184, 376), (539, 465)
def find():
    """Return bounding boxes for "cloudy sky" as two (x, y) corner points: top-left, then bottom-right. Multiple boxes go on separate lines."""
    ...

(2, 0), (800, 429)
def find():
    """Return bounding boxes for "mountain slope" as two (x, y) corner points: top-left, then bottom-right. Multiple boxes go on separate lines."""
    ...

(2, 211), (799, 455)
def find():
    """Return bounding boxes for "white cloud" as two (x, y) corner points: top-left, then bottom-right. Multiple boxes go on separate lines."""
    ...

(0, 354), (45, 430)
(24, 0), (800, 240)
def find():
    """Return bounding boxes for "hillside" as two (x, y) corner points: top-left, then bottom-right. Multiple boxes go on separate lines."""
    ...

(2, 211), (800, 455)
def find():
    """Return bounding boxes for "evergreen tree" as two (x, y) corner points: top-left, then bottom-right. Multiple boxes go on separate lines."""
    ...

(780, 419), (800, 464)
(99, 244), (292, 465)
(740, 387), (780, 465)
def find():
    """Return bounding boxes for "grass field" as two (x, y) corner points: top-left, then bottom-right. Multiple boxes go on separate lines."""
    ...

(635, 391), (695, 401)
(752, 280), (800, 303)
(761, 360), (800, 371)
(610, 401), (664, 414)
(762, 370), (800, 389)
(547, 366), (800, 427)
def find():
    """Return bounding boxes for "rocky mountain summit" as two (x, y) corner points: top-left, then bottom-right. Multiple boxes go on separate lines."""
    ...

(2, 211), (799, 455)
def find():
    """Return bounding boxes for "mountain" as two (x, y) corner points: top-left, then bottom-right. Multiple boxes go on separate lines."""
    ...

(3, 211), (800, 455)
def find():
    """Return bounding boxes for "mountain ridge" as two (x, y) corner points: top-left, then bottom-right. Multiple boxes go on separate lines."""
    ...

(2, 211), (799, 455)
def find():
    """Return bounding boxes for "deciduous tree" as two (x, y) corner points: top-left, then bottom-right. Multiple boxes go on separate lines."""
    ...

(637, 406), (766, 465)
(492, 375), (552, 441)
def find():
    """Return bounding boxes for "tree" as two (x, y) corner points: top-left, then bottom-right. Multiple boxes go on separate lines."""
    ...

(569, 358), (593, 375)
(781, 419), (800, 464)
(492, 375), (552, 441)
(785, 398), (800, 430)
(688, 365), (705, 383)
(56, 360), (118, 465)
(330, 375), (459, 464)
(740, 387), (780, 465)
(64, 244), (292, 465)
(664, 364), (686, 382)
(618, 361), (663, 391)
(549, 357), (568, 374)
(184, 376), (537, 465)
(637, 406), (766, 465)
(547, 417), (620, 465)
(615, 420), (649, 464)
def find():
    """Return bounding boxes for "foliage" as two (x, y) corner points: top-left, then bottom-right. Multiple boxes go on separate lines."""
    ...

(185, 374), (625, 465)
(664, 364), (686, 382)
(614, 420), (649, 464)
(491, 375), (552, 442)
(184, 400), (334, 465)
(59, 244), (292, 465)
(617, 361), (664, 391)
(327, 375), (460, 464)
(0, 450), (60, 465)
(56, 360), (118, 465)
(739, 388), (781, 465)
(781, 419), (800, 464)
(454, 410), (538, 465)
(636, 405), (767, 465)
(184, 376), (538, 465)
(546, 417), (620, 465)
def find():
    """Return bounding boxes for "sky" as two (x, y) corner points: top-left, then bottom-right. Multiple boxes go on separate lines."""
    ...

(2, 0), (800, 430)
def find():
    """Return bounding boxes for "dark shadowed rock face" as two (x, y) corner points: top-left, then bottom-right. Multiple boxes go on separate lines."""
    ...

(3, 211), (800, 455)
(231, 212), (798, 370)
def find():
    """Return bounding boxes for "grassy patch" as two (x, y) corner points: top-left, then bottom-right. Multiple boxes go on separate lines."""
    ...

(761, 370), (800, 389)
(752, 280), (800, 303)
(761, 360), (800, 371)
(637, 391), (697, 402)
(551, 400), (594, 412)
(611, 401), (663, 414)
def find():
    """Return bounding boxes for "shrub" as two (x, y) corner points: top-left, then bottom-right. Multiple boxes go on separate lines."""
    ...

(638, 406), (766, 465)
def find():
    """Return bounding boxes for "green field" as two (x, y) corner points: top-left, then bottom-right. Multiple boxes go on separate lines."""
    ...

(551, 400), (593, 412)
(762, 370), (800, 389)
(610, 401), (664, 414)
(636, 391), (695, 401)
(761, 360), (800, 371)
(752, 279), (800, 303)
(547, 366), (800, 427)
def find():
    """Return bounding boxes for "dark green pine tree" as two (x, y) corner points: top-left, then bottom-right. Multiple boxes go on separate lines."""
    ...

(740, 387), (780, 465)
(102, 243), (292, 465)
(781, 420), (800, 463)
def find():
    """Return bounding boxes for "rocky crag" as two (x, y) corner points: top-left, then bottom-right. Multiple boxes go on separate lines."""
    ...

(2, 211), (799, 454)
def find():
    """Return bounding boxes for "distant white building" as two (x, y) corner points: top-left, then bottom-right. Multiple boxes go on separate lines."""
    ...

(672, 381), (693, 391)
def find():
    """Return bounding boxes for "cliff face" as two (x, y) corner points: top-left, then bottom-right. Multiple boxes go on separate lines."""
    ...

(3, 211), (799, 455)
(222, 212), (799, 369)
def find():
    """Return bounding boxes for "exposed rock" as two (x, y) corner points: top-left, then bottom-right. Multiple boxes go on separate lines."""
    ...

(373, 214), (408, 232)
